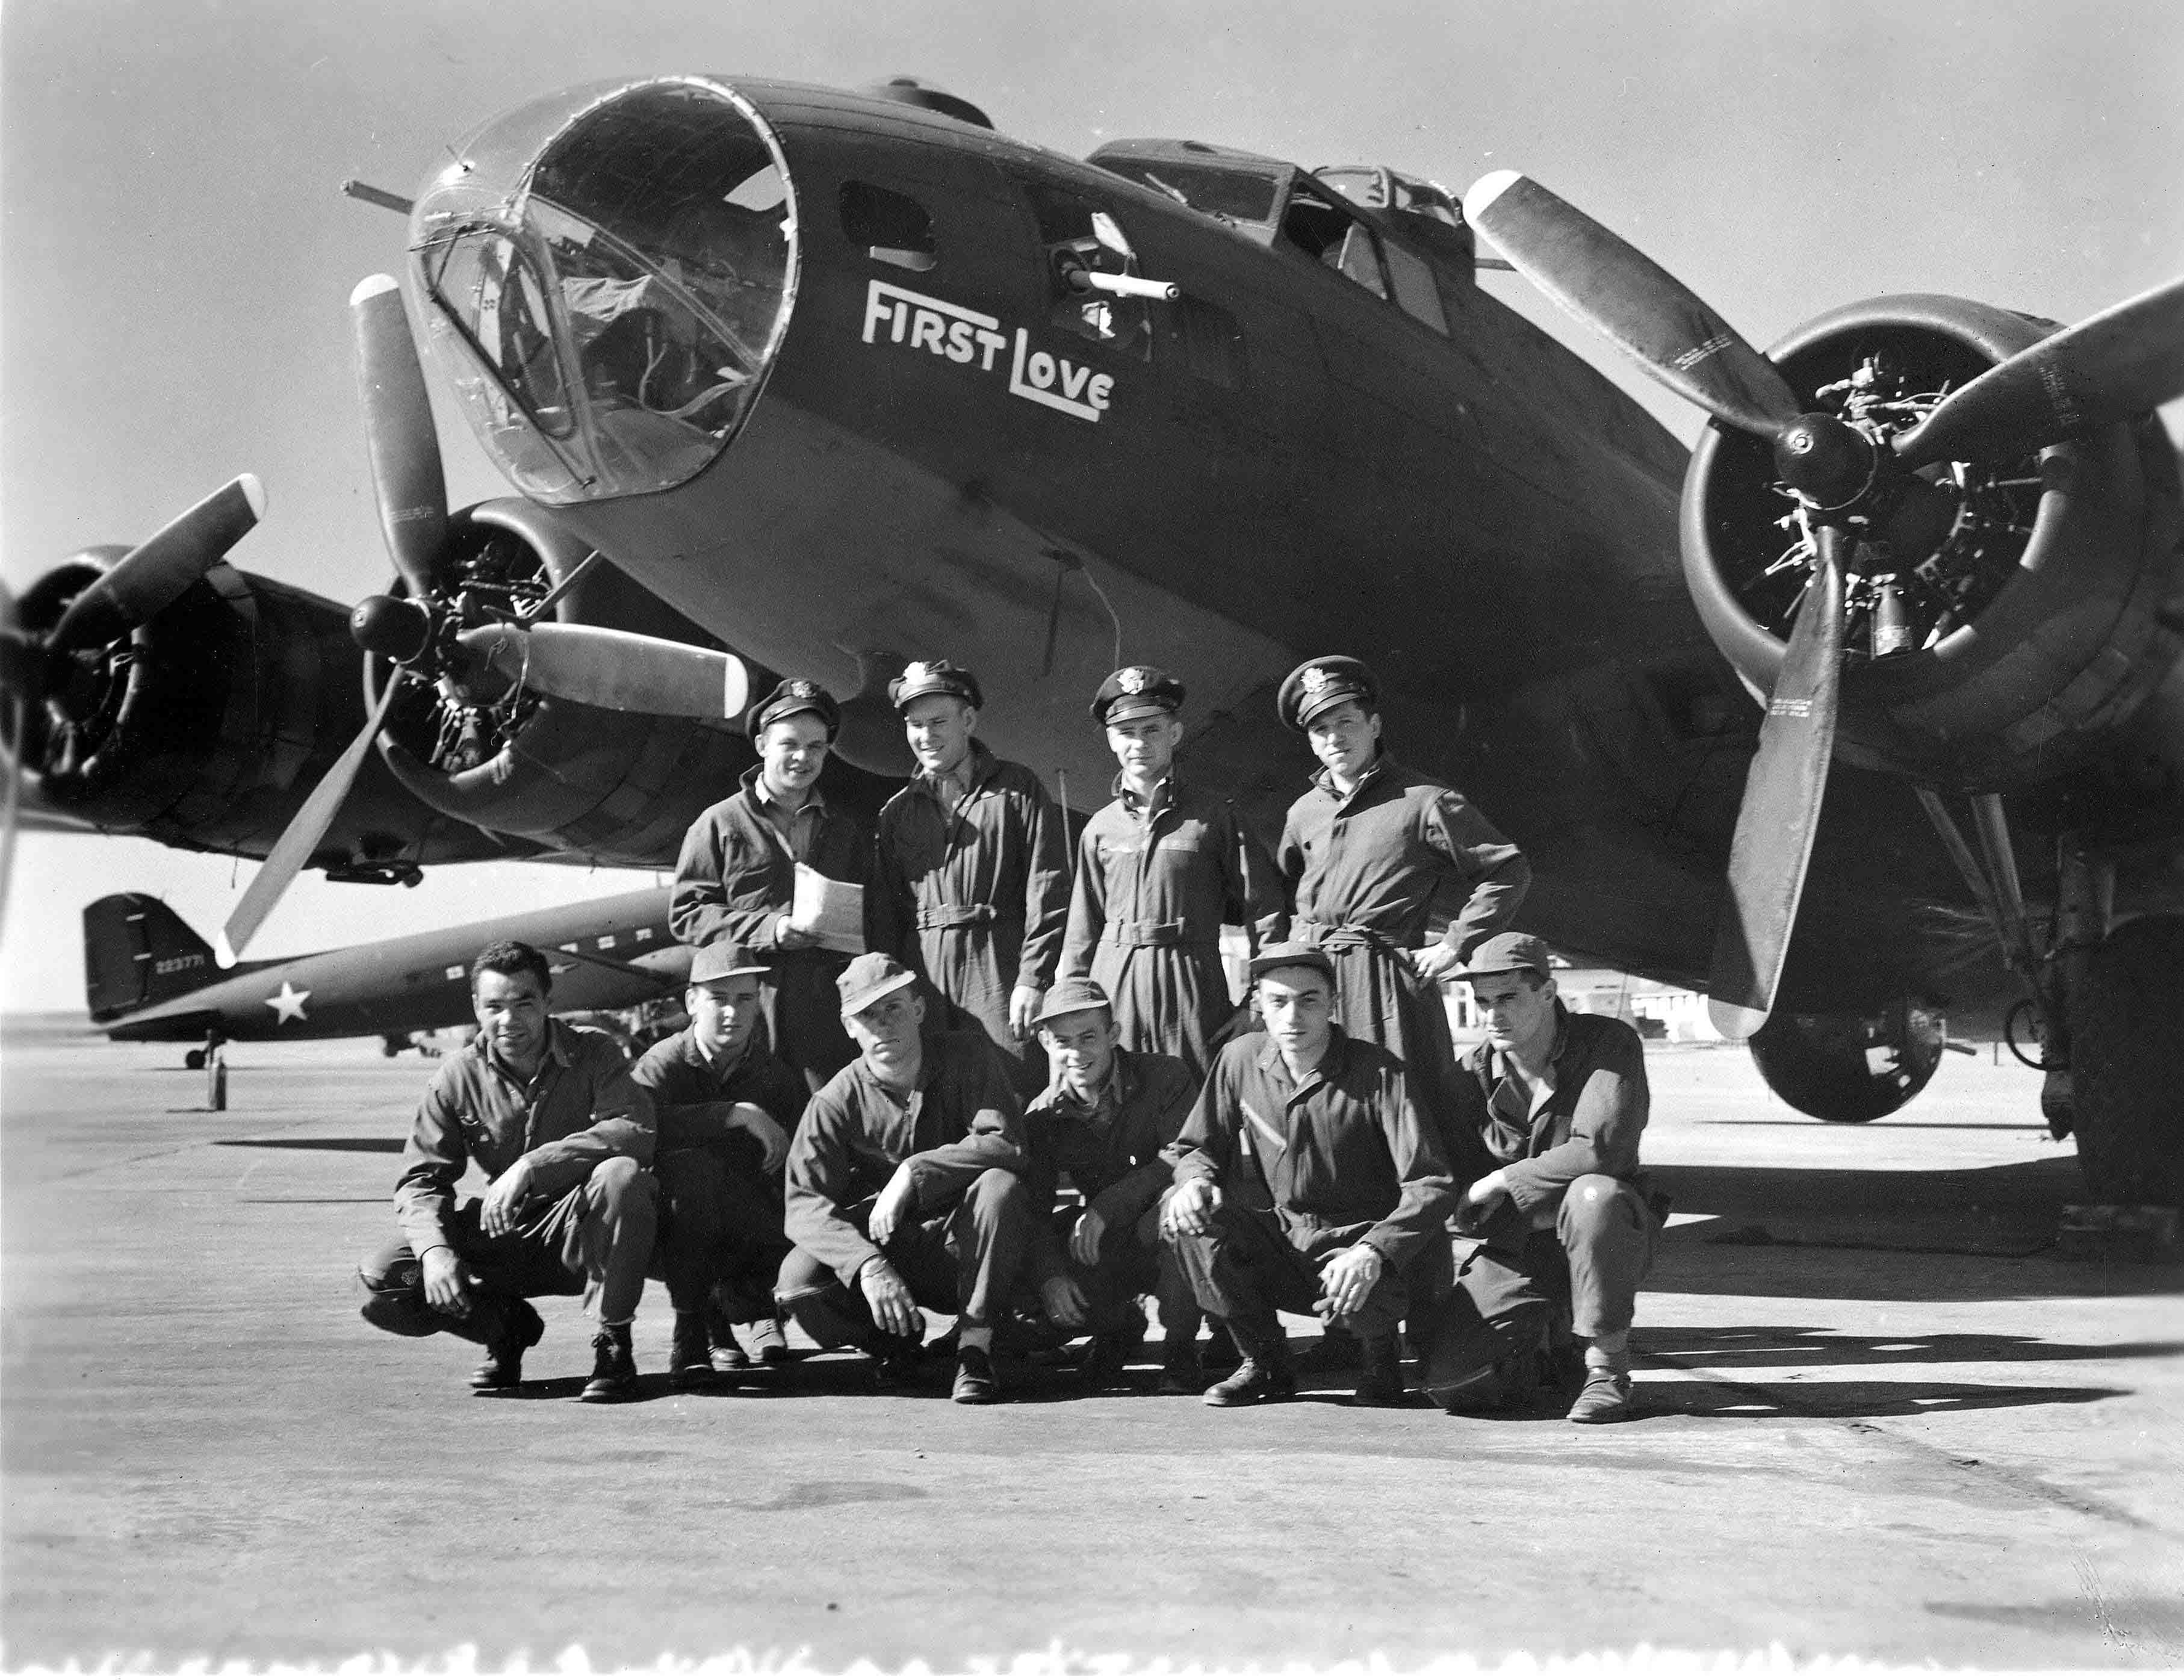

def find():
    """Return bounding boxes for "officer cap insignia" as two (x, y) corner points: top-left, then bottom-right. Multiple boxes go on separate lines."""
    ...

(1118, 668), (1148, 694)
(1301, 667), (1330, 695)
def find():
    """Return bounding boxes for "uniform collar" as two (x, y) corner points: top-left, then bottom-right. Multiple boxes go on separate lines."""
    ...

(1483, 1001), (1571, 1085)
(473, 1017), (572, 1085)
(1255, 1024), (1348, 1088)
(1311, 751), (1392, 802)
(742, 761), (827, 818)
(1113, 772), (1175, 815)
(915, 739), (997, 805)
(1042, 1045), (1135, 1115)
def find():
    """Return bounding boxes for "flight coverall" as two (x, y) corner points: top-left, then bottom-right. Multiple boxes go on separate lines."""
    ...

(631, 1026), (808, 1324)
(669, 764), (890, 1093)
(1421, 1005), (1660, 1401)
(1279, 754), (1530, 1153)
(1023, 1046), (1202, 1342)
(775, 1030), (1036, 1353)
(359, 1022), (657, 1348)
(1059, 774), (1281, 1082)
(876, 742), (1070, 1094)
(1162, 1026), (1458, 1353)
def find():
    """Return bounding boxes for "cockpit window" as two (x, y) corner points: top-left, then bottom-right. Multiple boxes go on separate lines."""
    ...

(1094, 157), (1282, 225)
(413, 79), (798, 504)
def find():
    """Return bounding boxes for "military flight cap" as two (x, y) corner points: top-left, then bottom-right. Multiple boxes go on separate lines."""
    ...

(1277, 656), (1378, 732)
(1033, 976), (1115, 1026)
(887, 658), (983, 711)
(689, 941), (773, 985)
(1090, 665), (1185, 727)
(1247, 941), (1338, 987)
(1456, 931), (1554, 982)
(837, 951), (920, 1016)
(744, 677), (841, 740)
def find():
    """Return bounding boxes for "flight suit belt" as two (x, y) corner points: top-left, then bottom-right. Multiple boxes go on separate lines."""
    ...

(1100, 919), (1215, 950)
(1292, 919), (1406, 955)
(917, 903), (997, 930)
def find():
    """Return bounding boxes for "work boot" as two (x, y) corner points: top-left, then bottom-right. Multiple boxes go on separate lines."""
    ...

(1204, 1345), (1297, 1407)
(468, 1298), (545, 1391)
(1352, 1335), (1409, 1407)
(1566, 1364), (1634, 1424)
(704, 1295), (751, 1372)
(742, 1315), (792, 1365)
(1157, 1344), (1205, 1396)
(952, 1343), (1002, 1405)
(1081, 1330), (1138, 1391)
(670, 1312), (716, 1388)
(580, 1323), (638, 1403)
(868, 1333), (923, 1393)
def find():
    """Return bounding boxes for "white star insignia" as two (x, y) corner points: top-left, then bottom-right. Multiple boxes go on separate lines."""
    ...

(264, 981), (311, 1024)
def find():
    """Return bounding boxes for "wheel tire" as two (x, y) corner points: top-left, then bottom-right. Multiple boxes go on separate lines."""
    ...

(2069, 914), (2184, 1207)
(184, 1049), (206, 1071)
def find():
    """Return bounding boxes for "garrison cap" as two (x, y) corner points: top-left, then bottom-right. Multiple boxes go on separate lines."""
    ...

(1455, 931), (1554, 983)
(1277, 656), (1378, 732)
(744, 677), (841, 740)
(1033, 976), (1115, 1026)
(1247, 941), (1338, 988)
(1090, 665), (1185, 727)
(689, 941), (773, 984)
(888, 659), (983, 711)
(837, 952), (920, 1017)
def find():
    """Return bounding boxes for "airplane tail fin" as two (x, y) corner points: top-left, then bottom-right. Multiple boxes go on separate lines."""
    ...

(83, 893), (219, 1020)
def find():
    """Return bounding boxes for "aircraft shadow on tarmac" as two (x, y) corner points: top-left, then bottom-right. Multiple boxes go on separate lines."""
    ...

(1641, 1324), (2184, 1368)
(214, 1137), (402, 1152)
(1640, 1377), (2127, 1420)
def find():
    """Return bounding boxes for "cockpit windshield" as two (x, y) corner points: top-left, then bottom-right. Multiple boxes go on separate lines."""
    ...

(412, 79), (797, 504)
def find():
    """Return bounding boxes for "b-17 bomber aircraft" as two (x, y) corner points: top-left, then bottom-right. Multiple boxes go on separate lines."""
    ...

(2, 74), (2178, 1215)
(82, 887), (687, 1062)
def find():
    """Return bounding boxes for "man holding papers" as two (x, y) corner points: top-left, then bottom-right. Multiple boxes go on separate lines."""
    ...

(671, 678), (885, 1093)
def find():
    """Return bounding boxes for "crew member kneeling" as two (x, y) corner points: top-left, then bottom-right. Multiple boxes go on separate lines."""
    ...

(1161, 943), (1456, 1407)
(1423, 933), (1658, 1425)
(774, 952), (1036, 1404)
(1023, 978), (1203, 1392)
(358, 940), (657, 1402)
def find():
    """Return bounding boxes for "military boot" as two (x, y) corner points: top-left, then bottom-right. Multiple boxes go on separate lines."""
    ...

(1351, 1334), (1409, 1407)
(468, 1298), (544, 1392)
(669, 1312), (716, 1388)
(1203, 1339), (1297, 1407)
(580, 1322), (639, 1403)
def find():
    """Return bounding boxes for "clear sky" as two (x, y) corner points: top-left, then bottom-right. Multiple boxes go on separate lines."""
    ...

(2, 0), (2180, 1012)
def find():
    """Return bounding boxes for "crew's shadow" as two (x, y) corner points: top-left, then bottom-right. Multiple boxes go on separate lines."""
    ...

(215, 1137), (403, 1153)
(1643, 1324), (2184, 1368)
(1647, 1377), (2124, 1420)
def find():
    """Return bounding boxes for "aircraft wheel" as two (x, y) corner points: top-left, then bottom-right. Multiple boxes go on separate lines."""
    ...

(184, 1049), (206, 1071)
(2068, 914), (2184, 1207)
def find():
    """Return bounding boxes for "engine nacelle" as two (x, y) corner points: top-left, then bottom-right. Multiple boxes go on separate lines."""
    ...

(1747, 998), (1947, 1123)
(1683, 295), (2184, 795)
(14, 551), (500, 870)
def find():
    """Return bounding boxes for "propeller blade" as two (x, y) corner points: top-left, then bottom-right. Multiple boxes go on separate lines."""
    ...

(457, 623), (751, 719)
(352, 274), (447, 600)
(1462, 171), (1803, 438)
(1894, 274), (2184, 468)
(46, 475), (266, 654)
(0, 690), (23, 936)
(1708, 524), (1851, 1038)
(218, 675), (402, 966)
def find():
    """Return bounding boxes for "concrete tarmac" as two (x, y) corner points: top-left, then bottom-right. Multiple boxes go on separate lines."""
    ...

(4, 1024), (2180, 1668)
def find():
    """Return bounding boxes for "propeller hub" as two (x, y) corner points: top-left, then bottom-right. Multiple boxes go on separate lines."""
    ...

(349, 595), (433, 664)
(1772, 413), (1878, 510)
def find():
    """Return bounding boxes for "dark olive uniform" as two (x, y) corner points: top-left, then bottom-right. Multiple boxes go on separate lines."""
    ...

(1280, 754), (1529, 1147)
(876, 742), (1070, 1093)
(359, 1021), (656, 1348)
(1422, 1006), (1660, 1400)
(775, 1029), (1035, 1351)
(1060, 775), (1280, 1082)
(1163, 1026), (1456, 1350)
(1023, 1046), (1202, 1340)
(669, 764), (887, 1093)
(631, 1026), (807, 1324)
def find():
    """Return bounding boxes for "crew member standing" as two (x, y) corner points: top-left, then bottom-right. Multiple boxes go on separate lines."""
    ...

(357, 940), (657, 1403)
(670, 677), (885, 1093)
(875, 659), (1070, 1096)
(1059, 665), (1280, 1082)
(1275, 656), (1530, 1141)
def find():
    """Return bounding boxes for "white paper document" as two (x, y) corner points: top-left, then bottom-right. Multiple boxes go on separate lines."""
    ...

(790, 863), (866, 955)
